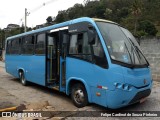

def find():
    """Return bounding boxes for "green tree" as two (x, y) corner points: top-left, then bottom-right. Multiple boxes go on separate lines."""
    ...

(48, 0), (160, 36)
(138, 20), (158, 36)
(104, 8), (112, 20)
(46, 16), (53, 24)
(84, 1), (100, 18)
(67, 4), (84, 19)
(55, 10), (68, 23)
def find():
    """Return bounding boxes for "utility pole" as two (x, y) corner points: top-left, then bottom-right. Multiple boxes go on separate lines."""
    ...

(83, 0), (90, 5)
(25, 8), (27, 32)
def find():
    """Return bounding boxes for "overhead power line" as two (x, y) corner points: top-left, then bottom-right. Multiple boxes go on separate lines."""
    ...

(29, 0), (56, 14)
(17, 0), (56, 27)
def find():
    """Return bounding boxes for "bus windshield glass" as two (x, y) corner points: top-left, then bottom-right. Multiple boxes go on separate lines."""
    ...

(96, 22), (148, 67)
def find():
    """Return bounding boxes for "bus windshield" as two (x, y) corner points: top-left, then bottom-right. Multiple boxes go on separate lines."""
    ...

(96, 22), (148, 68)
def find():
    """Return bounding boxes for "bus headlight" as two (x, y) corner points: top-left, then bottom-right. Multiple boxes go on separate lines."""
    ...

(114, 83), (132, 91)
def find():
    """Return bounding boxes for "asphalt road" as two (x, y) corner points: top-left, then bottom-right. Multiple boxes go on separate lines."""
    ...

(0, 64), (160, 120)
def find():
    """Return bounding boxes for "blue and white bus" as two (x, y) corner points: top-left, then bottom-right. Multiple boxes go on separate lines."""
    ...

(5, 17), (152, 109)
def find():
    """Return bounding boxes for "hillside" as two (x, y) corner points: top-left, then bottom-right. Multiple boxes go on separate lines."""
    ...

(55, 0), (160, 37)
(0, 0), (160, 48)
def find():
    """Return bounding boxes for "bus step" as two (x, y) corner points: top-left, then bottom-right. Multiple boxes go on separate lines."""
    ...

(52, 86), (59, 91)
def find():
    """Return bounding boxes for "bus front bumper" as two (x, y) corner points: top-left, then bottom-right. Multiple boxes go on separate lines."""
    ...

(106, 81), (153, 109)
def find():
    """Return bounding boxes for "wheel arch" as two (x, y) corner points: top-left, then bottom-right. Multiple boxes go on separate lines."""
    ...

(66, 77), (91, 103)
(17, 68), (25, 77)
(18, 68), (25, 72)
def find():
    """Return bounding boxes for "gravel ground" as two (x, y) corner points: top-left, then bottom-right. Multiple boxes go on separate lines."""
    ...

(0, 64), (160, 120)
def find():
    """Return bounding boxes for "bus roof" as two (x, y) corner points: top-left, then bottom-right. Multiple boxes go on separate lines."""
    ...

(6, 17), (118, 40)
(92, 18), (117, 24)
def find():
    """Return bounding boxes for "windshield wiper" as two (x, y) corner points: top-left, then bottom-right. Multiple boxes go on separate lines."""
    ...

(128, 37), (149, 66)
(124, 42), (135, 69)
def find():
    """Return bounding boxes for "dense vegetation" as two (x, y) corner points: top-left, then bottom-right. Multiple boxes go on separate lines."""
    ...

(55, 0), (160, 37)
(0, 0), (160, 48)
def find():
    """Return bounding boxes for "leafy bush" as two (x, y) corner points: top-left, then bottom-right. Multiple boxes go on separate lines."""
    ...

(138, 20), (158, 36)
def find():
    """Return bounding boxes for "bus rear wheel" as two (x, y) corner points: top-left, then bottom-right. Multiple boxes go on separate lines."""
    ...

(19, 71), (27, 86)
(71, 83), (88, 108)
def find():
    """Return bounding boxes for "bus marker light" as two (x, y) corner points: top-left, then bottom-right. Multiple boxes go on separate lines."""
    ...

(97, 85), (102, 89)
(102, 86), (108, 90)
(96, 92), (101, 96)
(97, 85), (108, 90)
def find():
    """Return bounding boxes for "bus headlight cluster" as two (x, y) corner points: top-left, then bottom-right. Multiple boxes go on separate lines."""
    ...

(114, 83), (132, 91)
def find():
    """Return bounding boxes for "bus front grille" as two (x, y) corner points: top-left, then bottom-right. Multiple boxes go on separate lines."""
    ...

(129, 89), (151, 104)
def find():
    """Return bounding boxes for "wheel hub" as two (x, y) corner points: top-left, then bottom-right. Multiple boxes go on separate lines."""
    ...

(74, 89), (84, 104)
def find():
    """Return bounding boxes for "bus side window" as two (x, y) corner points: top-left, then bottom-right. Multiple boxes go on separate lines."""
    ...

(69, 32), (92, 62)
(12, 39), (20, 54)
(35, 33), (46, 55)
(47, 36), (56, 58)
(92, 35), (108, 68)
(69, 35), (78, 54)
(6, 40), (12, 54)
(21, 36), (34, 54)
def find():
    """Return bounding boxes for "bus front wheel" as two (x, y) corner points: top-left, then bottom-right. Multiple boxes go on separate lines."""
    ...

(19, 71), (27, 86)
(71, 83), (88, 108)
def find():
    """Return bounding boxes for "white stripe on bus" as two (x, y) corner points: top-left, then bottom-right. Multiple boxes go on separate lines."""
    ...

(50, 26), (68, 33)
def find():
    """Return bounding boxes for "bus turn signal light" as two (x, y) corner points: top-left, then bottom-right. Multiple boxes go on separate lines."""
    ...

(96, 92), (101, 96)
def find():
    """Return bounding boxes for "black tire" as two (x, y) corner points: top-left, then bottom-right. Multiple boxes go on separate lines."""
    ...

(71, 83), (88, 108)
(19, 71), (27, 86)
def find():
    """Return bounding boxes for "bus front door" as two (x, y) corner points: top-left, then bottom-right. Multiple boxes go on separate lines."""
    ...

(46, 28), (69, 91)
(60, 30), (69, 88)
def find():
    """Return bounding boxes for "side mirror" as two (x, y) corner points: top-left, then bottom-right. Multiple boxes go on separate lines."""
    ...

(88, 29), (96, 45)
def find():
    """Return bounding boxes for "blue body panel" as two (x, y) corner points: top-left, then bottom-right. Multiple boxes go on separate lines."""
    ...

(5, 17), (152, 109)
(5, 55), (45, 86)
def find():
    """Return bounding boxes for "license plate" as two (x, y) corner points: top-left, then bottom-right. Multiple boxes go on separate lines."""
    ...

(140, 97), (147, 103)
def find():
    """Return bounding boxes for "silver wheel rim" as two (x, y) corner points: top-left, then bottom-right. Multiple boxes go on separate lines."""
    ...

(74, 89), (84, 104)
(20, 72), (25, 84)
